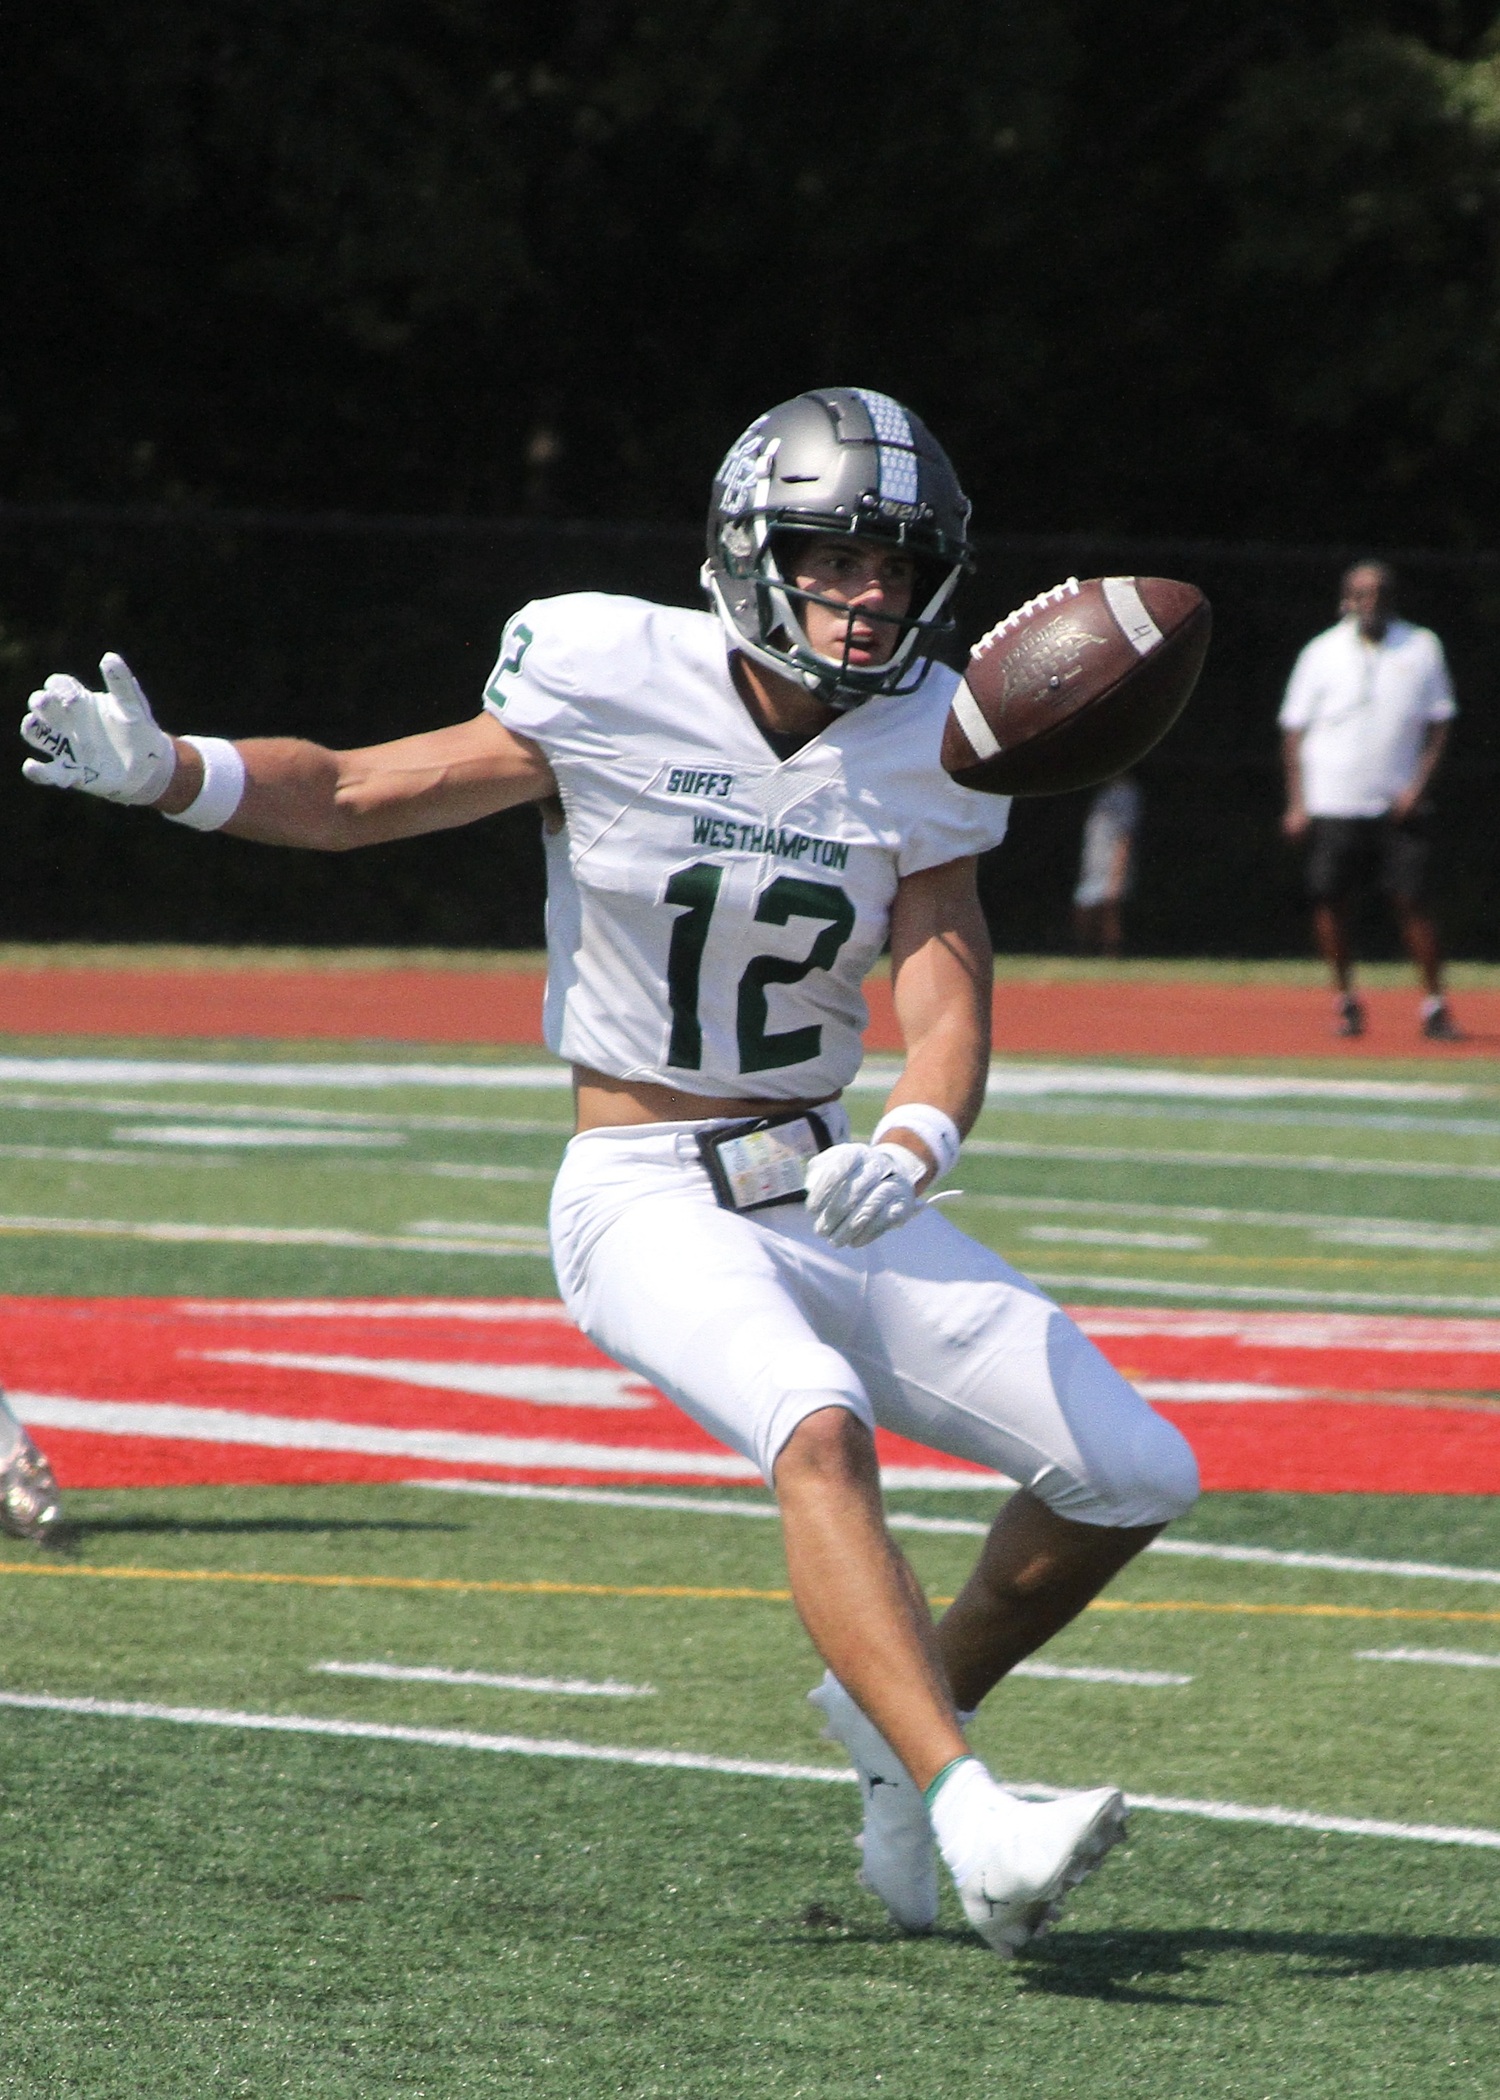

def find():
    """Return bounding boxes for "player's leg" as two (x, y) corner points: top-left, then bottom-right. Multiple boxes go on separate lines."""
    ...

(936, 1488), (1162, 1710)
(833, 1211), (1197, 1950)
(777, 1405), (966, 1932)
(550, 1122), (972, 1933)
(774, 1405), (964, 1785)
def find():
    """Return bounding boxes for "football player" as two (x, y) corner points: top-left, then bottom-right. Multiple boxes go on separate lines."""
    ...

(20, 388), (1199, 1954)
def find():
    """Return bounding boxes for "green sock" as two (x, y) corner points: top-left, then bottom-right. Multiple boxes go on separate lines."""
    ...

(923, 1754), (978, 1812)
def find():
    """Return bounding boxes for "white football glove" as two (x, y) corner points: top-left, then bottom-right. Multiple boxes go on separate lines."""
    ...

(20, 653), (176, 805)
(804, 1141), (926, 1249)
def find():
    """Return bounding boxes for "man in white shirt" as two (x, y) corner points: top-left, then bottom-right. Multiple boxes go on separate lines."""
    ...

(1279, 562), (1459, 1039)
(19, 387), (1200, 1956)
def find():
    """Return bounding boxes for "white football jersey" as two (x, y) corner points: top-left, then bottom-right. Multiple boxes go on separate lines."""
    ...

(484, 594), (1010, 1099)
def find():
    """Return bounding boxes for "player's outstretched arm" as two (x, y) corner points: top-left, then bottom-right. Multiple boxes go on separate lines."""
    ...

(20, 655), (557, 847)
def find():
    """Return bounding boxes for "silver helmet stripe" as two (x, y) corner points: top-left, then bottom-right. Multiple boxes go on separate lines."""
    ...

(852, 388), (921, 506)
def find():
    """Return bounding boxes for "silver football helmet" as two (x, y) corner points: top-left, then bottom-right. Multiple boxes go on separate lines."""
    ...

(703, 387), (973, 709)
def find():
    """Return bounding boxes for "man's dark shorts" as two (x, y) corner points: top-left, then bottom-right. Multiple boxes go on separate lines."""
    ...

(1305, 812), (1433, 907)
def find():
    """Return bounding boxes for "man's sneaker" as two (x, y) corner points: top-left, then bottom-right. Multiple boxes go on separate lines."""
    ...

(1420, 998), (1462, 1041)
(808, 1674), (938, 1933)
(0, 1429), (64, 1543)
(1335, 994), (1366, 1038)
(943, 1775), (1128, 1958)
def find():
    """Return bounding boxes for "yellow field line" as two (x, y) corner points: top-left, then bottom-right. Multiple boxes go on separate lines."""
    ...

(5, 1558), (1500, 1623)
(0, 1560), (788, 1602)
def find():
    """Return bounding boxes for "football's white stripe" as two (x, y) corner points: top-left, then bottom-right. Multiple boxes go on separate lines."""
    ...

(1, 1690), (1496, 1847)
(1102, 575), (1163, 655)
(950, 680), (1002, 762)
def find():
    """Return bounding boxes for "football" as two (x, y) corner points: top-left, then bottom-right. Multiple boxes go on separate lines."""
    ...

(940, 575), (1211, 796)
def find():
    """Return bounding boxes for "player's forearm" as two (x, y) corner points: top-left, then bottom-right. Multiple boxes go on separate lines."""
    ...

(885, 865), (993, 1169)
(157, 727), (553, 850)
(150, 734), (355, 849)
(883, 996), (990, 1154)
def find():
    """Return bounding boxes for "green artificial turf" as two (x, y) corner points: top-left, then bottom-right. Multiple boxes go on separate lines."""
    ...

(4, 1034), (1500, 1305)
(2, 1031), (1500, 2089)
(1, 1482), (1498, 2097)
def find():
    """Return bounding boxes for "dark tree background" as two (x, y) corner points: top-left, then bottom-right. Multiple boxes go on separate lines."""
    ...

(5, 1), (1500, 953)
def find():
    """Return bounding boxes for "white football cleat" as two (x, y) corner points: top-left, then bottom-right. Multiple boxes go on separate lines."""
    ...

(808, 1673), (938, 1933)
(951, 1783), (1128, 1957)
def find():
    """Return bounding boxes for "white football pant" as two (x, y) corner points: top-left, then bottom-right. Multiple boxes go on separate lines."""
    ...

(549, 1108), (1199, 1526)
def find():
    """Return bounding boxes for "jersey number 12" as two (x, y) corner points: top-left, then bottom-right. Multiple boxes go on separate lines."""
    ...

(664, 862), (855, 1074)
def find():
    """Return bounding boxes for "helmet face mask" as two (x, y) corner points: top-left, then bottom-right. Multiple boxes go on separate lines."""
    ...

(704, 387), (973, 710)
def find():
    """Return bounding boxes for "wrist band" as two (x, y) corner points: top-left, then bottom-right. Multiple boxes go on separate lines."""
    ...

(872, 1103), (962, 1180)
(163, 736), (247, 832)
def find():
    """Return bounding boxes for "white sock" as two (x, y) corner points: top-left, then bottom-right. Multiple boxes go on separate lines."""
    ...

(0, 1394), (23, 1465)
(928, 1756), (1013, 1884)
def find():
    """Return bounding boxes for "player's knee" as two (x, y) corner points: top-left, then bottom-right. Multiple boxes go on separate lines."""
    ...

(1126, 1409), (1200, 1524)
(1037, 1408), (1198, 1530)
(772, 1397), (877, 1495)
(1035, 1322), (1200, 1528)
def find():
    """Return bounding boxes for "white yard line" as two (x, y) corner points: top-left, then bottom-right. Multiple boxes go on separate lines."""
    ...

(7, 1392), (762, 1478)
(111, 1124), (404, 1149)
(407, 1480), (1500, 1585)
(1071, 1307), (1500, 1350)
(1147, 1539), (1500, 1584)
(0, 1144), (247, 1169)
(0, 1690), (1493, 1847)
(5, 1392), (1006, 1491)
(0, 1214), (550, 1256)
(1355, 1648), (1500, 1669)
(1030, 1273), (1500, 1315)
(179, 1299), (574, 1321)
(1010, 1661), (1191, 1686)
(311, 1661), (655, 1697)
(0, 1055), (1477, 1105)
(0, 1090), (572, 1135)
(958, 1190), (1500, 1241)
(192, 1349), (656, 1410)
(965, 1139), (1500, 1183)
(0, 1057), (575, 1090)
(1023, 1226), (1210, 1250)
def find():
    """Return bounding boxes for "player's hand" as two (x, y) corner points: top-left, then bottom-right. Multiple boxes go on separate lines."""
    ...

(1281, 805), (1309, 840)
(804, 1142), (926, 1248)
(20, 654), (177, 805)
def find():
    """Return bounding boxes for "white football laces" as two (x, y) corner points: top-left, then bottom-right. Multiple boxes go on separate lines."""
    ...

(969, 577), (1082, 663)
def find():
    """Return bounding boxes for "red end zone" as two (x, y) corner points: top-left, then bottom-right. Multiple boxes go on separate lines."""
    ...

(5, 1296), (1500, 1495)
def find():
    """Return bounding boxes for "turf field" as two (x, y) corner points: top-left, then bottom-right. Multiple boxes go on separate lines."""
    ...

(1, 1029), (1499, 2093)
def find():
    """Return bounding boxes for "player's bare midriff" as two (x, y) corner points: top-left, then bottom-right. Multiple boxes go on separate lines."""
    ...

(572, 1065), (838, 1131)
